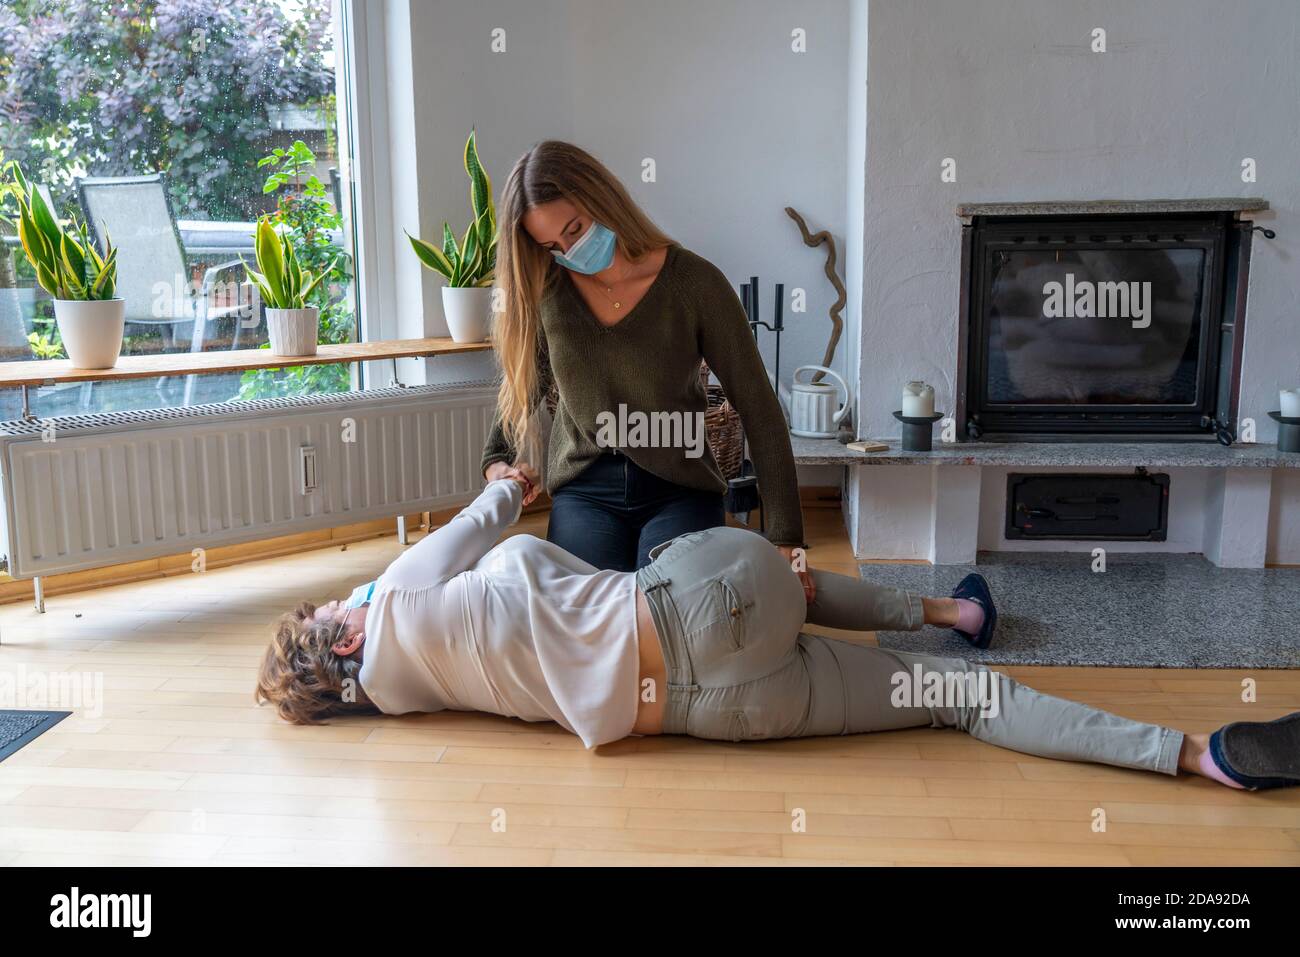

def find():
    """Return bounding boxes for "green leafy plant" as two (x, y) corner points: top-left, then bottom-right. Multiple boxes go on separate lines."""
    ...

(0, 0), (335, 222)
(7, 162), (117, 301)
(407, 130), (497, 288)
(239, 140), (354, 400)
(258, 139), (320, 195)
(243, 216), (335, 310)
(255, 140), (351, 312)
(27, 332), (64, 359)
(0, 148), (21, 225)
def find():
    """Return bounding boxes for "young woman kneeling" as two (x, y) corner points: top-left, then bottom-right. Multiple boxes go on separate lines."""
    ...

(256, 479), (1299, 792)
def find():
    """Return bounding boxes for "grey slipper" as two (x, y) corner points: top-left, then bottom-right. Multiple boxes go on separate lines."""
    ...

(1208, 711), (1300, 790)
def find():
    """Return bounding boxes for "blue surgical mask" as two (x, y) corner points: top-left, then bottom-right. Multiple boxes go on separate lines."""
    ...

(343, 580), (377, 611)
(551, 221), (617, 275)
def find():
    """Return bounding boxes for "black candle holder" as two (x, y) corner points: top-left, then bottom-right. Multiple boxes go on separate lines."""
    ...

(893, 410), (945, 451)
(740, 276), (784, 392)
(1268, 411), (1300, 453)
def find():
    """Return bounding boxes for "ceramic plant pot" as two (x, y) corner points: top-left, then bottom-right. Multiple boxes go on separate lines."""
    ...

(54, 298), (126, 369)
(266, 306), (320, 357)
(441, 286), (492, 343)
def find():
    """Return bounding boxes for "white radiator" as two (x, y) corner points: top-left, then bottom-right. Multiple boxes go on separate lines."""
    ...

(0, 381), (498, 579)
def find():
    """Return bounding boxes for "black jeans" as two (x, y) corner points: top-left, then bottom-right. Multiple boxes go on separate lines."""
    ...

(546, 452), (726, 571)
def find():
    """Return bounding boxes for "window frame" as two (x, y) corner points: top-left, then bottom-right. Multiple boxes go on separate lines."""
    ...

(335, 0), (402, 390)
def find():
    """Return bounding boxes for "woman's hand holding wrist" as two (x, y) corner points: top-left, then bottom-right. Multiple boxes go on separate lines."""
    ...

(485, 461), (540, 506)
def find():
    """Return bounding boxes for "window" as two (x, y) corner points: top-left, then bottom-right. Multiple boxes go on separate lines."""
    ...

(0, 0), (358, 418)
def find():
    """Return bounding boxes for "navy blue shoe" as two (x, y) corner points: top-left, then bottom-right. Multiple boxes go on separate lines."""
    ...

(1208, 711), (1300, 790)
(951, 573), (997, 649)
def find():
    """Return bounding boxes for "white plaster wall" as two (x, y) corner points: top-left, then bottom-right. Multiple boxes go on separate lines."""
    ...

(1267, 470), (1300, 564)
(841, 0), (869, 542)
(860, 0), (1300, 443)
(847, 464), (935, 560)
(567, 0), (850, 388)
(397, 0), (854, 395)
(389, 0), (578, 386)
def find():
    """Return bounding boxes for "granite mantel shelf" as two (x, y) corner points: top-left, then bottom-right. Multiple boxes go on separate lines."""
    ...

(790, 435), (1300, 469)
(956, 198), (1269, 219)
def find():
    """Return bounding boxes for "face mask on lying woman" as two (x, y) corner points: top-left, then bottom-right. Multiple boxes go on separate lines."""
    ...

(343, 580), (377, 610)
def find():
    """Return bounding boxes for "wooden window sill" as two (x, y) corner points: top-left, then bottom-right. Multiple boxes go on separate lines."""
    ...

(0, 337), (492, 388)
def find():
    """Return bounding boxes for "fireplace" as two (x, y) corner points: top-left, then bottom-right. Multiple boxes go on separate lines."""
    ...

(956, 203), (1261, 442)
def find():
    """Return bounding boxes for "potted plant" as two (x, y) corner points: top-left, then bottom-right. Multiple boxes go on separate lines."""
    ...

(243, 216), (335, 357)
(8, 163), (123, 369)
(407, 130), (497, 343)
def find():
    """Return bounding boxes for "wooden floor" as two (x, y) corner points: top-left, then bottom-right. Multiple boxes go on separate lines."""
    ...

(1, 507), (1298, 867)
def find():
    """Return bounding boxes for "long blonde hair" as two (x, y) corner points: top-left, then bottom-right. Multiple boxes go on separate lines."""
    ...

(493, 140), (674, 455)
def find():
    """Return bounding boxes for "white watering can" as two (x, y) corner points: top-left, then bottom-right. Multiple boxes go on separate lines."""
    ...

(788, 365), (851, 438)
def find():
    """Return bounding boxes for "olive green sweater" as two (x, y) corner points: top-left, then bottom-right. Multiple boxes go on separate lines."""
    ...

(480, 243), (804, 547)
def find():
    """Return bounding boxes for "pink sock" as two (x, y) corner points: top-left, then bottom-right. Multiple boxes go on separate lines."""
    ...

(1197, 749), (1246, 789)
(953, 598), (985, 636)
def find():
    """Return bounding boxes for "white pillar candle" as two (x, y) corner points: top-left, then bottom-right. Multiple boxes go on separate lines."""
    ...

(1282, 389), (1300, 418)
(902, 381), (935, 418)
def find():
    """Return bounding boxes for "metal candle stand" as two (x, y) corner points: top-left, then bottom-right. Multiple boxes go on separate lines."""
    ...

(892, 410), (945, 452)
(740, 275), (784, 390)
(1268, 411), (1300, 453)
(721, 277), (787, 532)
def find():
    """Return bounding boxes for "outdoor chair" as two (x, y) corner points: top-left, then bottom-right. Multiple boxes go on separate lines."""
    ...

(77, 173), (249, 406)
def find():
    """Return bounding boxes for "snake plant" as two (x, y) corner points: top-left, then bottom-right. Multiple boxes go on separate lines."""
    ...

(243, 216), (335, 309)
(407, 129), (497, 288)
(7, 162), (118, 301)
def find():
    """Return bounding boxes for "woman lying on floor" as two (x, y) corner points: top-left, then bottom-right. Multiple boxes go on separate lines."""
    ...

(256, 478), (1299, 792)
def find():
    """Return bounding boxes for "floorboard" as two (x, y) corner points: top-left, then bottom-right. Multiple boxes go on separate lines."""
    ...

(1, 505), (1296, 866)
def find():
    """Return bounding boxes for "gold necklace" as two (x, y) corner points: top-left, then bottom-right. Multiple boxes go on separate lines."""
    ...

(582, 260), (633, 309)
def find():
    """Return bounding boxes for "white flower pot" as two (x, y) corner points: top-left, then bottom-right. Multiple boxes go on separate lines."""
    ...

(441, 286), (492, 343)
(266, 307), (320, 357)
(54, 298), (126, 370)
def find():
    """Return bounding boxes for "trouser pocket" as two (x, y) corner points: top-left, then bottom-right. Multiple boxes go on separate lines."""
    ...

(685, 701), (751, 742)
(652, 525), (803, 684)
(676, 576), (751, 672)
(715, 577), (751, 650)
(683, 659), (813, 742)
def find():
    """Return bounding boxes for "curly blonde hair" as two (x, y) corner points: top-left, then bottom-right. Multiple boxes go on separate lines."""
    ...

(255, 601), (374, 724)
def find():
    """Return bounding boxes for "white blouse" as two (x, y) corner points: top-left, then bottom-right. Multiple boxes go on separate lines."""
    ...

(357, 479), (641, 748)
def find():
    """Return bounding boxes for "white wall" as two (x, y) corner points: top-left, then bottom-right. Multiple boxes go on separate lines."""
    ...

(859, 0), (1299, 442)
(1268, 470), (1300, 564)
(380, 0), (854, 408)
(568, 0), (852, 393)
(842, 0), (869, 528)
(376, 0), (578, 386)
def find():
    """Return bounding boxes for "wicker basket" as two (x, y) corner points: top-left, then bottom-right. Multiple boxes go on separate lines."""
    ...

(700, 361), (745, 480)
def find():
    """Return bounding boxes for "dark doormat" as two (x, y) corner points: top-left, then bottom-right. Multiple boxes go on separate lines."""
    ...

(0, 710), (71, 762)
(858, 552), (1300, 669)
